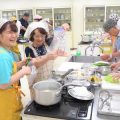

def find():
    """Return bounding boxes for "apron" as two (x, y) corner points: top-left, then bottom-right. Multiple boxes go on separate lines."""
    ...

(28, 45), (53, 99)
(0, 56), (23, 120)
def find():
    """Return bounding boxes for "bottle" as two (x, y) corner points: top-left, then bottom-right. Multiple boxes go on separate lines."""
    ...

(75, 45), (81, 56)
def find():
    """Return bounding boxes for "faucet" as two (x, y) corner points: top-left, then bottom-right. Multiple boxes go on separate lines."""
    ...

(85, 41), (104, 56)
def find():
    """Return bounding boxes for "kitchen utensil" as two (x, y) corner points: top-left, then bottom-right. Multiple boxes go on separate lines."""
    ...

(89, 73), (102, 86)
(98, 90), (120, 116)
(68, 86), (94, 100)
(33, 80), (62, 106)
(61, 69), (74, 79)
(98, 90), (111, 110)
(99, 66), (111, 75)
(52, 69), (74, 82)
(33, 78), (88, 106)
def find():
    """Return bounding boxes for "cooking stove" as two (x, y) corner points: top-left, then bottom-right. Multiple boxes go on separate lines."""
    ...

(24, 86), (94, 120)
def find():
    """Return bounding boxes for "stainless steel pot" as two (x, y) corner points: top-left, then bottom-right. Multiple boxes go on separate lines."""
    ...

(33, 80), (62, 106)
(100, 66), (111, 75)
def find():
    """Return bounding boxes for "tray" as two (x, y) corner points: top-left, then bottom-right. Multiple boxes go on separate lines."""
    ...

(97, 90), (120, 116)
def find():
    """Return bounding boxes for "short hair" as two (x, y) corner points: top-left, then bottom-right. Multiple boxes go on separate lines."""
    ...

(30, 28), (48, 42)
(23, 12), (29, 17)
(103, 19), (117, 32)
(0, 21), (18, 34)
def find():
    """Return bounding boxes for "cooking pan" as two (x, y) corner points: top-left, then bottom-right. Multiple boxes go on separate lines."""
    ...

(33, 80), (62, 106)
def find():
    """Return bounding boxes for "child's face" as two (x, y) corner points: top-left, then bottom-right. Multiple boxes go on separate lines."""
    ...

(0, 25), (18, 49)
(33, 29), (46, 46)
(108, 27), (119, 36)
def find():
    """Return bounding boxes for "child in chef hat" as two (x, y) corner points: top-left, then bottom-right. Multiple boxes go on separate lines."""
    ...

(24, 21), (65, 99)
(0, 18), (31, 120)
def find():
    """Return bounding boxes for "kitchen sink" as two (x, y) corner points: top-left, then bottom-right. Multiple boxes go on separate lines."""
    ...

(68, 55), (101, 63)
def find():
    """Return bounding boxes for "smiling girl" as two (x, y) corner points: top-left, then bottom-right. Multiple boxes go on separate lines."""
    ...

(0, 19), (31, 120)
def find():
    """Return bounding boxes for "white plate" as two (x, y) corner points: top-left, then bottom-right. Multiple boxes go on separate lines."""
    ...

(68, 86), (94, 100)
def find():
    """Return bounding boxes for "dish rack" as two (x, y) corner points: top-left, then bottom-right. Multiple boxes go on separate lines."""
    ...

(97, 90), (120, 116)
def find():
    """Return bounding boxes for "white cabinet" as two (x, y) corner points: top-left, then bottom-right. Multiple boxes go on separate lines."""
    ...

(54, 8), (71, 28)
(106, 6), (120, 20)
(36, 8), (53, 20)
(2, 10), (16, 19)
(84, 6), (105, 33)
(84, 5), (120, 34)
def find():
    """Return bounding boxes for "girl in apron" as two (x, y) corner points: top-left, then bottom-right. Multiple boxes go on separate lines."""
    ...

(25, 22), (58, 99)
(0, 19), (31, 120)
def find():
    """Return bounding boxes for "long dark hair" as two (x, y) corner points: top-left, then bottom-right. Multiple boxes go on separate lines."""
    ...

(0, 21), (18, 34)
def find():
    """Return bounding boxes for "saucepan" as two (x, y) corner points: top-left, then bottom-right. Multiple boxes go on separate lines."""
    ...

(33, 79), (94, 106)
(33, 80), (62, 106)
(33, 79), (81, 106)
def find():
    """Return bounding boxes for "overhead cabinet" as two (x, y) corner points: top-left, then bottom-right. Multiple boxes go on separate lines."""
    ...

(2, 10), (16, 19)
(36, 8), (52, 20)
(106, 6), (120, 20)
(84, 5), (120, 33)
(84, 6), (105, 33)
(54, 8), (71, 28)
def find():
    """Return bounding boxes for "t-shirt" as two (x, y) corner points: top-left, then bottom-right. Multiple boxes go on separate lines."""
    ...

(0, 47), (15, 84)
(19, 18), (29, 36)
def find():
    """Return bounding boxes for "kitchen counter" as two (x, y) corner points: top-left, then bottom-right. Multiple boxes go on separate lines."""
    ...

(21, 62), (120, 120)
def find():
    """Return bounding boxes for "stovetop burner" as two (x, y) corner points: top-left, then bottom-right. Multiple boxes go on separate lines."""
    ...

(24, 86), (94, 120)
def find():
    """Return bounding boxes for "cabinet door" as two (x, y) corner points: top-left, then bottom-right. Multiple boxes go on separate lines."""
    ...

(2, 10), (16, 20)
(106, 6), (120, 21)
(36, 8), (53, 26)
(36, 8), (52, 20)
(54, 8), (71, 29)
(85, 6), (105, 33)
(17, 9), (33, 23)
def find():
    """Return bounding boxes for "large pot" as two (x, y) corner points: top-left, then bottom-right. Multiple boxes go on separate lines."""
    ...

(33, 80), (62, 106)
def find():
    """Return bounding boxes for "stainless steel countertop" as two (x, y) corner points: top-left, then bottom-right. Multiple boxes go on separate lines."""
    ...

(22, 86), (120, 120)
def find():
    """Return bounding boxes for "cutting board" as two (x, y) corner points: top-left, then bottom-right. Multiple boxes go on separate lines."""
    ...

(102, 76), (120, 91)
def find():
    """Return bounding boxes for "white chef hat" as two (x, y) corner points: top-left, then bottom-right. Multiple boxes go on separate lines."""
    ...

(33, 15), (42, 20)
(24, 21), (49, 39)
(0, 19), (9, 29)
